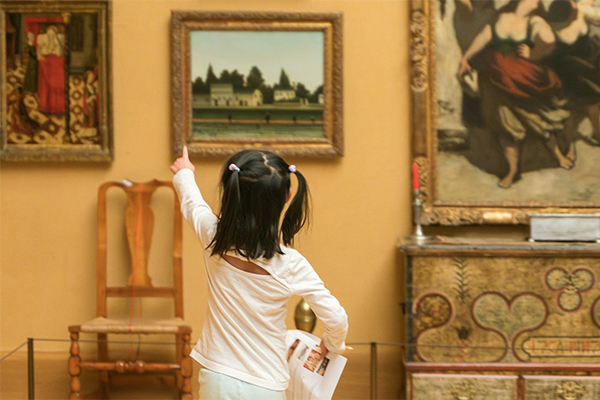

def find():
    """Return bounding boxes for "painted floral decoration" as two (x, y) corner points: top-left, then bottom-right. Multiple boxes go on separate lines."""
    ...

(556, 380), (587, 400)
(545, 267), (594, 312)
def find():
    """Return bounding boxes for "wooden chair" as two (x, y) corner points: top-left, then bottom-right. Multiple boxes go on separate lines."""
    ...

(68, 179), (192, 399)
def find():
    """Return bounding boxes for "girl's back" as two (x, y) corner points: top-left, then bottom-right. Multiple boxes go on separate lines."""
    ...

(170, 148), (348, 398)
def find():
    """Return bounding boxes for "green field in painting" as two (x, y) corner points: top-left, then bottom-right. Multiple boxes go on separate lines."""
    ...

(191, 122), (324, 138)
(191, 106), (324, 138)
(192, 107), (323, 122)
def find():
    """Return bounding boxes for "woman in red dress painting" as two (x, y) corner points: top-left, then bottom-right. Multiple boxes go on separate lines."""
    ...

(36, 25), (66, 114)
(458, 0), (572, 188)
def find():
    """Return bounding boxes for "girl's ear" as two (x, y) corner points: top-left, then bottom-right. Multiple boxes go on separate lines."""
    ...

(286, 189), (292, 203)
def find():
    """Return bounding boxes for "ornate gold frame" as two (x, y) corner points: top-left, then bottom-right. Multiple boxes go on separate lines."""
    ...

(171, 11), (343, 158)
(410, 0), (600, 225)
(0, 0), (113, 162)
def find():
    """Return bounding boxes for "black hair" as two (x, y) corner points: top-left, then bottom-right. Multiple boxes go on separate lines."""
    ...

(209, 149), (310, 260)
(497, 0), (520, 13)
(497, 0), (544, 16)
(547, 0), (576, 23)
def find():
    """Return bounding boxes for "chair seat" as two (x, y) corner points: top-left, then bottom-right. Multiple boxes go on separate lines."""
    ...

(78, 317), (191, 334)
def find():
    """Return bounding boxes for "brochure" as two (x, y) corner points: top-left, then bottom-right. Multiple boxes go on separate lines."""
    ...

(285, 329), (347, 400)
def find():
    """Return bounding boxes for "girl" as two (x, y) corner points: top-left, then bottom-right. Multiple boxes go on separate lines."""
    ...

(170, 147), (348, 400)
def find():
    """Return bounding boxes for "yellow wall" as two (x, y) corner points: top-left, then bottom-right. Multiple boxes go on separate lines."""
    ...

(0, 0), (410, 352)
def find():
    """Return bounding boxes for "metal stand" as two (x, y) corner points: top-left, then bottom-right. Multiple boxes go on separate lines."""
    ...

(28, 338), (34, 400)
(407, 189), (435, 244)
(370, 342), (377, 400)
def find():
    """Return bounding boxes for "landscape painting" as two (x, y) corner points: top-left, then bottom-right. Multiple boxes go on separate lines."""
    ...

(171, 12), (343, 157)
(1, 0), (112, 161)
(190, 31), (324, 139)
(410, 0), (600, 225)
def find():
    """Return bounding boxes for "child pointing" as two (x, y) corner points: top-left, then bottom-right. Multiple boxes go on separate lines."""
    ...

(171, 147), (348, 399)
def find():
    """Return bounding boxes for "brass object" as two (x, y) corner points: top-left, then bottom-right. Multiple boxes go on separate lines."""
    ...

(556, 381), (587, 400)
(294, 298), (316, 333)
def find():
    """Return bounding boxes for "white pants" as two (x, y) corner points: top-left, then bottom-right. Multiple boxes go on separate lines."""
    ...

(198, 368), (286, 400)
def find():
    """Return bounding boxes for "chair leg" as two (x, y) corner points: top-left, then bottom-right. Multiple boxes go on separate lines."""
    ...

(98, 333), (110, 398)
(68, 332), (82, 399)
(176, 333), (183, 390)
(180, 333), (193, 399)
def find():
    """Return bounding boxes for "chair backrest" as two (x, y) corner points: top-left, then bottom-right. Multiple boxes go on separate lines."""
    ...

(96, 179), (183, 319)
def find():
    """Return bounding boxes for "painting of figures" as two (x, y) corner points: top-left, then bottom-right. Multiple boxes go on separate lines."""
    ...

(411, 0), (600, 224)
(1, 0), (112, 161)
(171, 12), (343, 157)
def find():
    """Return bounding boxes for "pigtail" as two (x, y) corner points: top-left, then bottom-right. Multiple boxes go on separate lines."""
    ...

(209, 168), (243, 257)
(281, 169), (310, 246)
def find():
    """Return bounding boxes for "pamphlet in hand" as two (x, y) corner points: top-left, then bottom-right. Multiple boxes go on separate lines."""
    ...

(285, 329), (347, 400)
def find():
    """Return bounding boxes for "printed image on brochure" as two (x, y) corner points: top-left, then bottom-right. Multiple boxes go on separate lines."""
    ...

(285, 329), (347, 400)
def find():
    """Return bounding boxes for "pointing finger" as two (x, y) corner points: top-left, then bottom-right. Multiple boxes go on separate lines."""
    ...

(182, 145), (189, 160)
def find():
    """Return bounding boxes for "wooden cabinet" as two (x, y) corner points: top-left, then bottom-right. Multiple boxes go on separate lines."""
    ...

(400, 238), (600, 400)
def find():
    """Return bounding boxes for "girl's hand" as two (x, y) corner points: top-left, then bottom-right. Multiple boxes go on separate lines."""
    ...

(170, 146), (195, 174)
(319, 339), (329, 358)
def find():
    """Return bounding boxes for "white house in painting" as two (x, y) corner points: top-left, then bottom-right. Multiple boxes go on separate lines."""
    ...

(193, 84), (263, 107)
(210, 84), (235, 106)
(234, 88), (263, 106)
(273, 84), (296, 102)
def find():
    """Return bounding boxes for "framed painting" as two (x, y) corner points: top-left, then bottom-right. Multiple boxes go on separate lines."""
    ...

(171, 11), (343, 157)
(411, 0), (600, 225)
(1, 0), (112, 162)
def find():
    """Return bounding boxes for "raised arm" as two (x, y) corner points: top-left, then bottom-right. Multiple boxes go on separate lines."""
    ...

(170, 146), (195, 174)
(171, 147), (217, 246)
(458, 24), (492, 77)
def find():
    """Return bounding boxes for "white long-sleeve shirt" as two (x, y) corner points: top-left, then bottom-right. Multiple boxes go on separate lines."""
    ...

(173, 169), (348, 391)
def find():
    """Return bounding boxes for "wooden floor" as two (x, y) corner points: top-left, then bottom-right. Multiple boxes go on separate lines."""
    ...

(0, 345), (403, 399)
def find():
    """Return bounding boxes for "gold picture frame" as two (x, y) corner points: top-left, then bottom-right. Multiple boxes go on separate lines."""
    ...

(411, 0), (600, 225)
(171, 11), (343, 158)
(0, 0), (113, 162)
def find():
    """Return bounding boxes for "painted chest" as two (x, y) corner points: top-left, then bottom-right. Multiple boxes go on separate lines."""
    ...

(400, 238), (600, 400)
